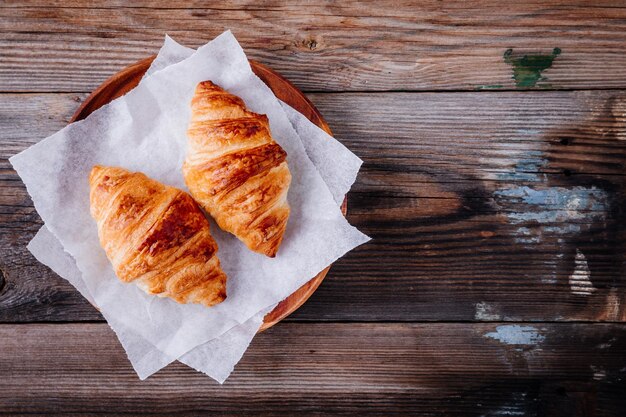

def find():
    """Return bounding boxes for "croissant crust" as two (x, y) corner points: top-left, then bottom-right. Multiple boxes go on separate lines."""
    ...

(183, 81), (291, 257)
(89, 165), (227, 307)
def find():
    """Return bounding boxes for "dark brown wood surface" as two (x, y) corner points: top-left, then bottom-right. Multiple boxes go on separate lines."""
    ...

(2, 323), (626, 416)
(2, 1), (626, 92)
(1, 1), (625, 416)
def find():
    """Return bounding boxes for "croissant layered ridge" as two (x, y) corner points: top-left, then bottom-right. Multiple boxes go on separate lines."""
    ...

(89, 165), (227, 307)
(183, 81), (291, 257)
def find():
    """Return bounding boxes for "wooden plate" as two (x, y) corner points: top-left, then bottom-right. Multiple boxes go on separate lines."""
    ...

(70, 56), (347, 332)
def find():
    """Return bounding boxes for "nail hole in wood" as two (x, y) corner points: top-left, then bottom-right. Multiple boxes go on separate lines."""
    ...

(560, 137), (571, 145)
(563, 169), (572, 177)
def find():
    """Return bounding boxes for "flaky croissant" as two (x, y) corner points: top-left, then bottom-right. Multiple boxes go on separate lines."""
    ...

(183, 81), (291, 257)
(89, 165), (227, 307)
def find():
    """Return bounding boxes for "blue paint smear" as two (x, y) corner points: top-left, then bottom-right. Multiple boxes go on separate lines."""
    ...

(515, 129), (541, 136)
(496, 150), (547, 182)
(514, 236), (542, 244)
(495, 186), (608, 210)
(513, 227), (542, 244)
(492, 147), (610, 246)
(494, 186), (608, 238)
(544, 224), (582, 234)
(485, 325), (545, 345)
(497, 172), (544, 182)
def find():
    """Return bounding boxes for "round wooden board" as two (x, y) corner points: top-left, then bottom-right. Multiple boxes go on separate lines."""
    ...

(70, 56), (347, 332)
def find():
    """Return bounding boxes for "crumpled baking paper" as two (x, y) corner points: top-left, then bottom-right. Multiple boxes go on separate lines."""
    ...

(18, 32), (368, 382)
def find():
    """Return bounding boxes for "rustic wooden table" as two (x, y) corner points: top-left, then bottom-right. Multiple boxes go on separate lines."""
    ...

(1, 2), (625, 415)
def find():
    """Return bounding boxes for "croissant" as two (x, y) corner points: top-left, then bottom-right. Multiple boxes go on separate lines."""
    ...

(89, 165), (227, 307)
(183, 81), (291, 257)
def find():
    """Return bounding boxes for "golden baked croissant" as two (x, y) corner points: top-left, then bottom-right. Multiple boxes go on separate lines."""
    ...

(89, 165), (227, 307)
(183, 81), (291, 257)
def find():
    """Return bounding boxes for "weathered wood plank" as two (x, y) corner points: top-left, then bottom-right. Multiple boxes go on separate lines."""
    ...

(2, 2), (626, 92)
(4, 0), (625, 8)
(0, 91), (624, 322)
(1, 322), (625, 416)
(309, 90), (626, 322)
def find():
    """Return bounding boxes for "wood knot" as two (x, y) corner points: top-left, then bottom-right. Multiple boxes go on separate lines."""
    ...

(294, 35), (322, 52)
(305, 39), (317, 50)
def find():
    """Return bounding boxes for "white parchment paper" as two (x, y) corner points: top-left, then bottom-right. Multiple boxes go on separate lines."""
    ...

(28, 34), (365, 383)
(30, 225), (272, 381)
(12, 30), (369, 371)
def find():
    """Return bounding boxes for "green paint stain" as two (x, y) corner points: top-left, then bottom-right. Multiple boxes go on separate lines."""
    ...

(504, 47), (561, 88)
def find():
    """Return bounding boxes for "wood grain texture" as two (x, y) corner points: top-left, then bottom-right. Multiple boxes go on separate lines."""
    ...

(1, 91), (624, 322)
(2, 1), (626, 92)
(1, 322), (625, 416)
